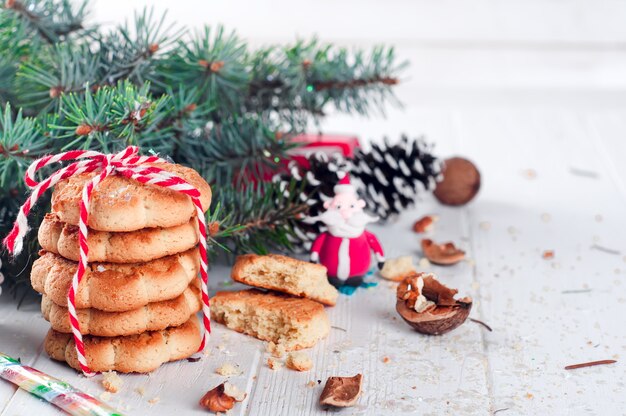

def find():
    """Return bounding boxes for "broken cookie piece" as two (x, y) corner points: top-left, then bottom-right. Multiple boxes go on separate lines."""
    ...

(215, 362), (240, 376)
(286, 352), (313, 372)
(380, 256), (417, 282)
(199, 382), (246, 413)
(319, 374), (363, 408)
(396, 273), (472, 335)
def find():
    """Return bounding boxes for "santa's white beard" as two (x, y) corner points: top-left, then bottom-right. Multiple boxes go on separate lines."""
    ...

(310, 210), (378, 238)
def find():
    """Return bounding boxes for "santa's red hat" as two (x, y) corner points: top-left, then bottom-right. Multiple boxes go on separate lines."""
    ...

(334, 172), (356, 194)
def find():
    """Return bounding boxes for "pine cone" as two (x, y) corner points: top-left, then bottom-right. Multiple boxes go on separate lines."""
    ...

(350, 136), (442, 218)
(274, 135), (442, 248)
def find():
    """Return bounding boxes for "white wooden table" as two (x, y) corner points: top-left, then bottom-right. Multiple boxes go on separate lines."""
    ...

(2, 1), (626, 415)
(1, 107), (625, 415)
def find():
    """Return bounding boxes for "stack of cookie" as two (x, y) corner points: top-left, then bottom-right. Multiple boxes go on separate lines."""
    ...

(30, 163), (211, 373)
(211, 254), (338, 351)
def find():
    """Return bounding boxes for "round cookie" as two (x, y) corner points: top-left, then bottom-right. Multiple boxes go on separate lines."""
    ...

(38, 213), (199, 263)
(42, 284), (202, 337)
(45, 315), (202, 373)
(51, 162), (211, 232)
(31, 249), (199, 312)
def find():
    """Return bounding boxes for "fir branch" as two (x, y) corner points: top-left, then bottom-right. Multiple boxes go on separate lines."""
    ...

(176, 115), (297, 185)
(212, 180), (309, 254)
(0, 12), (31, 105)
(16, 43), (100, 113)
(48, 81), (171, 152)
(0, 104), (47, 188)
(98, 7), (182, 85)
(3, 0), (89, 44)
(312, 75), (398, 91)
(247, 40), (405, 124)
(156, 26), (249, 110)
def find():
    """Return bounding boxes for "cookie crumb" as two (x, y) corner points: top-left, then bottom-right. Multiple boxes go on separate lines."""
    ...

(267, 357), (283, 370)
(135, 386), (146, 397)
(148, 397), (160, 405)
(479, 221), (491, 231)
(266, 341), (286, 358)
(382, 356), (391, 364)
(418, 258), (431, 269)
(99, 391), (112, 402)
(306, 381), (317, 388)
(216, 362), (240, 376)
(286, 352), (313, 372)
(102, 371), (123, 393)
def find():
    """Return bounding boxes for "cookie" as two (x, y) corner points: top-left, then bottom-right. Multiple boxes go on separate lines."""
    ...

(42, 285), (202, 337)
(231, 254), (338, 306)
(45, 315), (202, 373)
(380, 256), (416, 282)
(210, 289), (330, 351)
(51, 162), (211, 232)
(38, 213), (199, 263)
(31, 249), (199, 312)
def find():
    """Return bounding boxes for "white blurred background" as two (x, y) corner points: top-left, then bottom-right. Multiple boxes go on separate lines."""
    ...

(92, 0), (626, 151)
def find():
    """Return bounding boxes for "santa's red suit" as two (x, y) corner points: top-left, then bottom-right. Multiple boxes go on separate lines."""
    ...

(311, 230), (384, 280)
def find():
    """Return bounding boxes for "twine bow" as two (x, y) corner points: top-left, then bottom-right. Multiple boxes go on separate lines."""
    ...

(3, 146), (211, 376)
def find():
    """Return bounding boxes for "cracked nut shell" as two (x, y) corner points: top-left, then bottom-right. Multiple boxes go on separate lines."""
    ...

(319, 374), (363, 407)
(396, 274), (472, 335)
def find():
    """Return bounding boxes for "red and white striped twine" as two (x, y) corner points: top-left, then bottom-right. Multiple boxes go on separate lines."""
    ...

(3, 146), (211, 376)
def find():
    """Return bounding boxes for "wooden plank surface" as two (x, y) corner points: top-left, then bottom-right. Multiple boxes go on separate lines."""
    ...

(1, 107), (625, 415)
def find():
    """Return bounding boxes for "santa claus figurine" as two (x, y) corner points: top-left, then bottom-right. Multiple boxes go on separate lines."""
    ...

(308, 173), (385, 287)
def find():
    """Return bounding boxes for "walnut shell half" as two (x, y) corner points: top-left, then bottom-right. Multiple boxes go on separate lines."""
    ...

(396, 274), (472, 335)
(421, 239), (465, 265)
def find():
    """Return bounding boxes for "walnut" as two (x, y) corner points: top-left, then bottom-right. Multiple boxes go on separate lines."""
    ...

(434, 157), (480, 206)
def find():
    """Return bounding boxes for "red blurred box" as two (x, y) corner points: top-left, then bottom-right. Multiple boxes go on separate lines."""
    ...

(287, 133), (361, 168)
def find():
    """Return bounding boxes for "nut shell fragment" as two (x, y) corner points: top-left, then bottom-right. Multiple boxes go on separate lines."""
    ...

(396, 274), (472, 335)
(413, 215), (436, 233)
(199, 382), (246, 413)
(421, 239), (465, 265)
(319, 374), (362, 408)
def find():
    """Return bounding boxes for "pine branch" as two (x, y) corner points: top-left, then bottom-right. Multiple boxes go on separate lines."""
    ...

(312, 75), (398, 91)
(47, 81), (172, 152)
(246, 40), (405, 125)
(98, 7), (182, 86)
(0, 104), (47, 188)
(155, 26), (249, 110)
(16, 43), (100, 113)
(175, 115), (297, 185)
(212, 180), (309, 254)
(3, 0), (89, 44)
